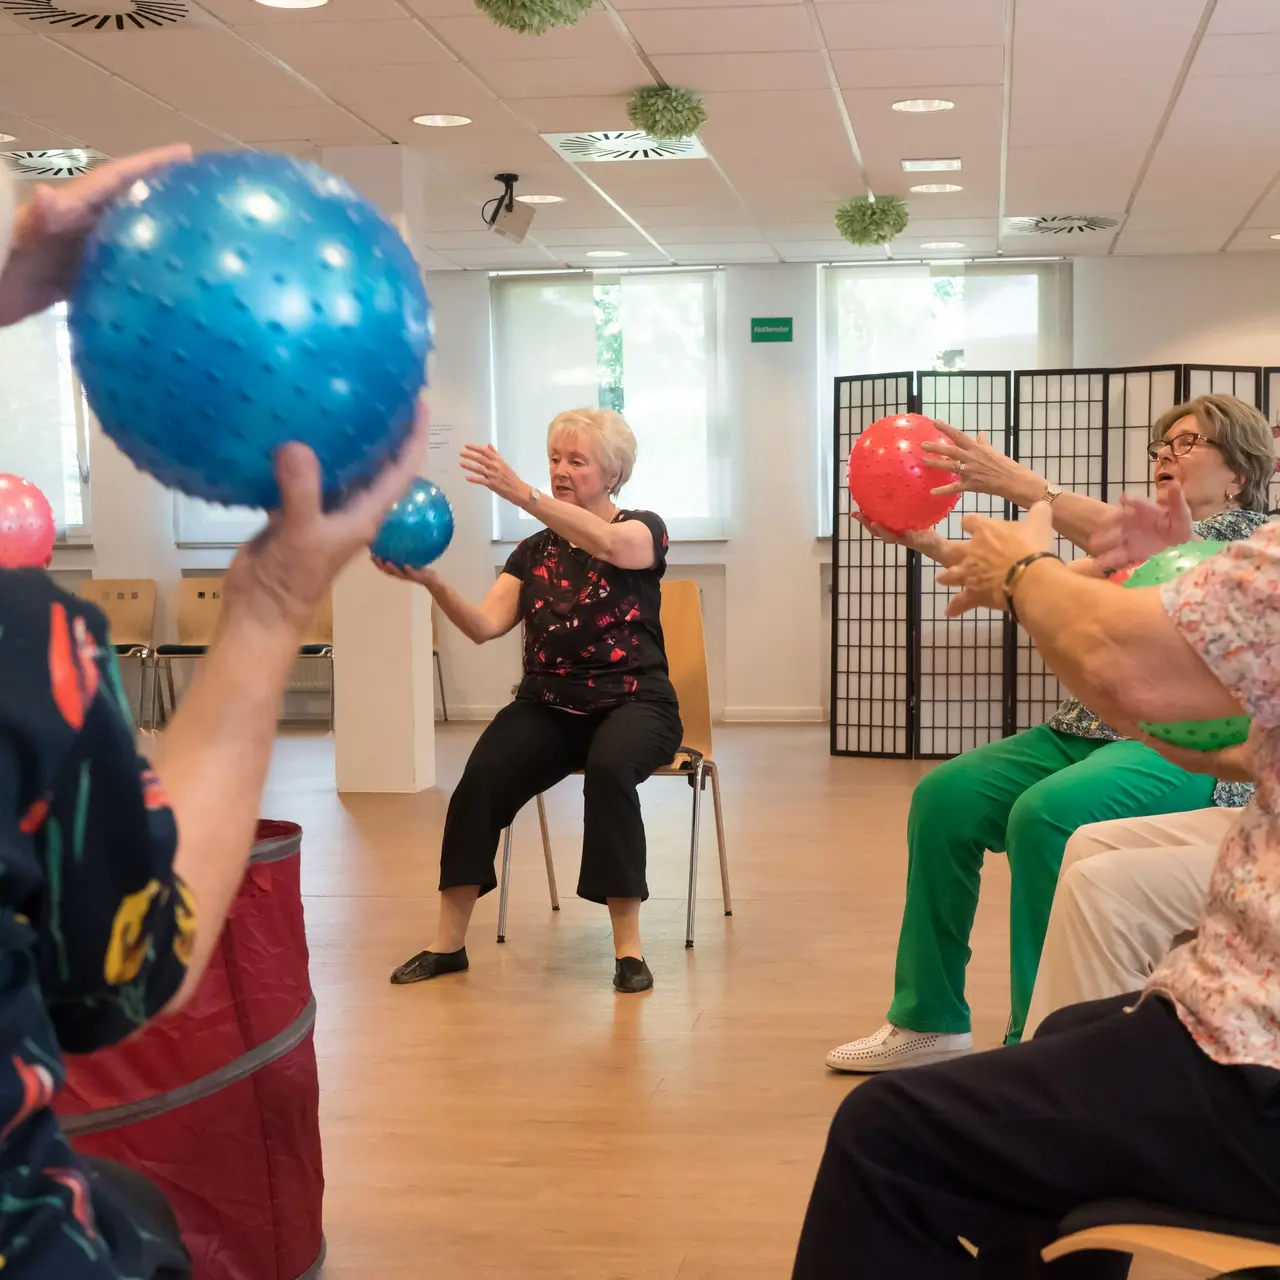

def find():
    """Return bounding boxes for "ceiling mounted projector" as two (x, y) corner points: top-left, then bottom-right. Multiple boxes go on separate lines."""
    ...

(484, 173), (534, 244)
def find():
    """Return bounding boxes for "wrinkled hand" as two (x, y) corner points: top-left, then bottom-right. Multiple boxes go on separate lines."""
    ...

(225, 401), (429, 634)
(920, 419), (1039, 501)
(853, 510), (944, 557)
(460, 443), (528, 507)
(937, 503), (1056, 617)
(0, 144), (191, 327)
(1090, 481), (1194, 572)
(372, 556), (440, 590)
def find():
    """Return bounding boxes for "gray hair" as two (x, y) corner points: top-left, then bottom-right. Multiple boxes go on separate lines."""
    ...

(546, 407), (637, 497)
(1151, 394), (1275, 512)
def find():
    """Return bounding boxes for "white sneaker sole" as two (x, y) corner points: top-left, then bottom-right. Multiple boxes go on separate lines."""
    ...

(825, 1043), (973, 1074)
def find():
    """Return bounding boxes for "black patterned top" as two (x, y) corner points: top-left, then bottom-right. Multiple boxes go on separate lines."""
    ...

(1048, 506), (1272, 807)
(503, 509), (677, 712)
(0, 570), (193, 1275)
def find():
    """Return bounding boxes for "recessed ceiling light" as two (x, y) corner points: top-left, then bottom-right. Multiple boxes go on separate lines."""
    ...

(911, 183), (964, 194)
(585, 250), (629, 258)
(413, 114), (472, 128)
(902, 158), (961, 173)
(516, 194), (564, 205)
(253, 0), (329, 7)
(922, 241), (965, 249)
(892, 99), (955, 114)
(1271, 233), (1280, 241)
(0, 134), (14, 145)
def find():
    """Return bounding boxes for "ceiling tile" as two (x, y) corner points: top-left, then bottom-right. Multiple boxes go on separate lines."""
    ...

(197, 0), (408, 20)
(622, 6), (818, 54)
(667, 242), (778, 262)
(1225, 228), (1280, 252)
(832, 46), (1004, 89)
(509, 96), (633, 133)
(1208, 0), (1280, 35)
(201, 103), (383, 144)
(236, 19), (454, 70)
(1192, 32), (1280, 78)
(816, 1), (1005, 51)
(426, 9), (627, 61)
(651, 51), (831, 92)
(481, 53), (650, 99)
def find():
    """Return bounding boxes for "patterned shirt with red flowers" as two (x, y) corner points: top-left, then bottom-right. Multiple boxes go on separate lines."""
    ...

(0, 569), (193, 1275)
(503, 509), (678, 712)
(1147, 518), (1280, 1067)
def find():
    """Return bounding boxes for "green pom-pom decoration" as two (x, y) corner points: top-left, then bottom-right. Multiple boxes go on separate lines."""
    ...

(626, 86), (708, 140)
(473, 0), (594, 36)
(835, 195), (910, 247)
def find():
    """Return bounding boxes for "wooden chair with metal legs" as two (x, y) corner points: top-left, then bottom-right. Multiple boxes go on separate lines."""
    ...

(495, 578), (732, 948)
(296, 592), (335, 730)
(1044, 1200), (1280, 1276)
(149, 577), (224, 729)
(76, 578), (158, 726)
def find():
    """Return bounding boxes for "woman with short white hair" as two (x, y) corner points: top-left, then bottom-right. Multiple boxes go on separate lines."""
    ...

(377, 407), (682, 994)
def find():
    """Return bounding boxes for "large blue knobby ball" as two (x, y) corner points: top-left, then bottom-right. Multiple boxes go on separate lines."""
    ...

(68, 151), (432, 510)
(372, 478), (454, 569)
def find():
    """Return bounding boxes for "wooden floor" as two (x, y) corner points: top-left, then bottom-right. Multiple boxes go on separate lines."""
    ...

(259, 723), (1201, 1280)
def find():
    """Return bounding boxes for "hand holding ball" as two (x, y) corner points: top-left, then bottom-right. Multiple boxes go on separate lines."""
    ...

(848, 414), (960, 535)
(0, 475), (56, 568)
(1119, 539), (1251, 751)
(69, 151), (432, 510)
(371, 479), (454, 570)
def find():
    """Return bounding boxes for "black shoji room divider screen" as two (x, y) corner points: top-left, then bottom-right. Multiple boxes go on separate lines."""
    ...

(831, 363), (1279, 760)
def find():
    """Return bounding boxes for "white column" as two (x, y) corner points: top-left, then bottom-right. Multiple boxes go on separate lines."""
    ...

(322, 145), (436, 793)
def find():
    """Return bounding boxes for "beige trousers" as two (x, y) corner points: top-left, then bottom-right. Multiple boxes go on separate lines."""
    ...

(1023, 806), (1239, 1039)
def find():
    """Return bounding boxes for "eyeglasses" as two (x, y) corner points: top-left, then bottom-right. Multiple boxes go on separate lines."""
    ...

(1146, 432), (1222, 462)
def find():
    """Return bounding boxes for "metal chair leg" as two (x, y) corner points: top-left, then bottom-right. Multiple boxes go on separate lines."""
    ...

(536, 793), (559, 910)
(685, 760), (706, 948)
(434, 651), (448, 722)
(708, 761), (732, 917)
(496, 825), (513, 944)
(134, 655), (148, 728)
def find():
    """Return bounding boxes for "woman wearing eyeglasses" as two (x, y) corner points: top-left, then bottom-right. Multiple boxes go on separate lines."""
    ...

(829, 394), (1274, 1072)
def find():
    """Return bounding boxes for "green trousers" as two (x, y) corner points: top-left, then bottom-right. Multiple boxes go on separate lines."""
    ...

(887, 724), (1216, 1043)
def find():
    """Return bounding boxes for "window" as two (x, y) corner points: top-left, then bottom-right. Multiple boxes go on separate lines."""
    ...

(0, 303), (92, 540)
(818, 261), (1071, 534)
(490, 270), (725, 540)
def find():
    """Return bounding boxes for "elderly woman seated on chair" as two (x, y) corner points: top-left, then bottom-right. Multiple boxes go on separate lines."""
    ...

(375, 408), (681, 994)
(793, 505), (1280, 1278)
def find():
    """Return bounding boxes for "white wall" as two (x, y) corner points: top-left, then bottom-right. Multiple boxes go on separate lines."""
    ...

(426, 265), (831, 724)
(1075, 254), (1280, 366)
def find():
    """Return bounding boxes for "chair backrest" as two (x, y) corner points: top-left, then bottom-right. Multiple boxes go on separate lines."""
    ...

(77, 578), (157, 650)
(300, 592), (333, 647)
(660, 578), (713, 761)
(176, 577), (225, 647)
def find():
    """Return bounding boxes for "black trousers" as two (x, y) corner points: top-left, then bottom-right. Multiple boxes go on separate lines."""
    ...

(793, 994), (1280, 1279)
(439, 698), (682, 905)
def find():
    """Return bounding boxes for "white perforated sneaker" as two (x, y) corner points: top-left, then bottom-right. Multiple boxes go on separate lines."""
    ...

(825, 1023), (973, 1073)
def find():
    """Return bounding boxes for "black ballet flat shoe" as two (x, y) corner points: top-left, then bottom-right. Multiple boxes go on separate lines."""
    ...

(390, 948), (469, 985)
(613, 956), (653, 994)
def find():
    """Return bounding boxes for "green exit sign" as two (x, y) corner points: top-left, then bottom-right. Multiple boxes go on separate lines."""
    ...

(751, 317), (793, 343)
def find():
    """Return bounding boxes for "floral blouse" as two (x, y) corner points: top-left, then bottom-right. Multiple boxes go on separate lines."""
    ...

(0, 570), (193, 1275)
(1148, 518), (1280, 1067)
(1049, 506), (1272, 807)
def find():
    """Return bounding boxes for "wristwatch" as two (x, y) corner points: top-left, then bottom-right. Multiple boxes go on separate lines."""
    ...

(1042, 483), (1063, 504)
(526, 485), (542, 508)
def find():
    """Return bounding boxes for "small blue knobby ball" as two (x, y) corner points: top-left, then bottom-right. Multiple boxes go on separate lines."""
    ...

(372, 478), (454, 569)
(69, 150), (432, 510)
